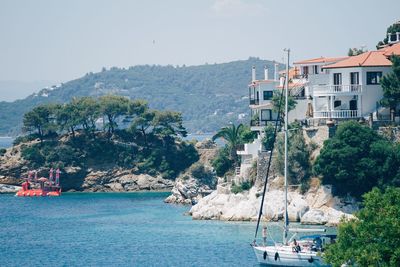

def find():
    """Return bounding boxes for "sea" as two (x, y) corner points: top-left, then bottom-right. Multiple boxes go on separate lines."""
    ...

(0, 137), (14, 149)
(0, 192), (334, 267)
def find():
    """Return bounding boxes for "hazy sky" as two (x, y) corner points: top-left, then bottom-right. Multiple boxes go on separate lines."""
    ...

(0, 0), (399, 89)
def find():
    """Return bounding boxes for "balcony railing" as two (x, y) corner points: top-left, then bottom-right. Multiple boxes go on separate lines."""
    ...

(314, 110), (359, 119)
(312, 84), (363, 95)
(250, 99), (259, 105)
(250, 120), (269, 127)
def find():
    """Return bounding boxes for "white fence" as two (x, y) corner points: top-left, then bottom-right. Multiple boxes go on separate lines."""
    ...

(312, 84), (363, 95)
(314, 110), (359, 119)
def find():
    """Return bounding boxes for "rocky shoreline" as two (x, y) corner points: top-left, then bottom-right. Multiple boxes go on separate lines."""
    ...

(188, 183), (357, 226)
(0, 142), (174, 193)
(0, 138), (358, 226)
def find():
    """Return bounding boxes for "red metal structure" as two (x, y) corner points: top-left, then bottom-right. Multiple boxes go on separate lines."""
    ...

(16, 170), (61, 197)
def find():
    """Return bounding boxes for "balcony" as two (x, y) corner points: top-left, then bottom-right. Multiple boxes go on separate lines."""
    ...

(312, 84), (363, 96)
(307, 73), (329, 85)
(314, 110), (359, 119)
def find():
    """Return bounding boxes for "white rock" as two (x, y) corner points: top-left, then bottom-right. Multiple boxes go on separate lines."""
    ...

(216, 184), (230, 194)
(301, 209), (328, 225)
(0, 184), (21, 193)
(311, 185), (333, 208)
(321, 206), (355, 226)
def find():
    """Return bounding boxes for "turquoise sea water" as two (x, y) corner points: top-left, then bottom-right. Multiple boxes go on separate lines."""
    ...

(1, 192), (259, 266)
(0, 192), (335, 266)
(0, 137), (13, 148)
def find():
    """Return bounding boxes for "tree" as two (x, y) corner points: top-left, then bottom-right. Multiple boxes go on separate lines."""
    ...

(274, 122), (311, 185)
(239, 125), (257, 143)
(380, 55), (400, 120)
(73, 97), (100, 133)
(377, 21), (400, 48)
(55, 102), (80, 137)
(272, 90), (297, 124)
(262, 124), (275, 151)
(128, 99), (148, 116)
(212, 123), (244, 166)
(130, 109), (155, 151)
(23, 104), (56, 143)
(314, 121), (400, 198)
(152, 110), (187, 139)
(347, 47), (364, 56)
(211, 146), (233, 177)
(324, 187), (400, 267)
(99, 95), (129, 134)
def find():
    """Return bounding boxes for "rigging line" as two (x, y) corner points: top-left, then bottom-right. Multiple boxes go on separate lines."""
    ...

(254, 75), (287, 240)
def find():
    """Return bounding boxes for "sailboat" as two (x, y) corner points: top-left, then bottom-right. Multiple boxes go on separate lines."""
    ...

(251, 49), (335, 266)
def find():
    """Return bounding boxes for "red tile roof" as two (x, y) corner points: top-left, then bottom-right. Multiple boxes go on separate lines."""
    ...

(294, 56), (348, 65)
(379, 42), (400, 57)
(323, 51), (392, 69)
(279, 67), (300, 79)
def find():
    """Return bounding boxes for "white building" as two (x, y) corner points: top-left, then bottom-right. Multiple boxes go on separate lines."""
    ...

(236, 66), (279, 180)
(236, 41), (400, 182)
(294, 42), (400, 121)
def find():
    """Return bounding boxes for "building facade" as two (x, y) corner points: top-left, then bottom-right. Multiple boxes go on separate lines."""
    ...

(295, 42), (400, 122)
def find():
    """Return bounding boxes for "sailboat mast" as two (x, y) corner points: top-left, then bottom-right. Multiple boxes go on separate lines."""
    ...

(283, 48), (290, 245)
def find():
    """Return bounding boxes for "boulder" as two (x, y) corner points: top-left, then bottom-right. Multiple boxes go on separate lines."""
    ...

(301, 209), (328, 225)
(287, 194), (309, 221)
(321, 206), (355, 226)
(0, 183), (21, 193)
(310, 185), (333, 208)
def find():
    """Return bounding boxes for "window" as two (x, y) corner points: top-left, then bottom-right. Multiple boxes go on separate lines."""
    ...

(333, 73), (342, 91)
(334, 100), (341, 108)
(303, 66), (309, 77)
(366, 72), (382, 85)
(261, 109), (272, 121)
(390, 33), (397, 42)
(350, 72), (359, 85)
(349, 99), (357, 110)
(333, 73), (342, 85)
(313, 65), (319, 74)
(263, 91), (273, 100)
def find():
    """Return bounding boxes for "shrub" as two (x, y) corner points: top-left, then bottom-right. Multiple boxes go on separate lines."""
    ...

(231, 184), (243, 194)
(262, 124), (275, 151)
(190, 162), (215, 187)
(0, 148), (6, 156)
(13, 134), (39, 146)
(240, 125), (257, 143)
(314, 121), (400, 198)
(231, 181), (252, 194)
(21, 145), (45, 168)
(241, 180), (252, 191)
(212, 146), (233, 177)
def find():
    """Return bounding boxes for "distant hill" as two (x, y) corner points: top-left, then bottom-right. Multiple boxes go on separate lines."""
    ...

(0, 80), (55, 102)
(0, 58), (283, 136)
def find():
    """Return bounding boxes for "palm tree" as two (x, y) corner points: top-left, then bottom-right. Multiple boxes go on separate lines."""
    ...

(212, 123), (244, 166)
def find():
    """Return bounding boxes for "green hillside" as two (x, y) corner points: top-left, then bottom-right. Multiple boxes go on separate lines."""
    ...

(0, 57), (283, 135)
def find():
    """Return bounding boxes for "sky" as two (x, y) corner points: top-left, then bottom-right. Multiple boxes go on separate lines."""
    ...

(0, 0), (399, 100)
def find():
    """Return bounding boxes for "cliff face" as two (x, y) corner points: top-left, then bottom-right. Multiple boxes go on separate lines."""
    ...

(165, 140), (218, 204)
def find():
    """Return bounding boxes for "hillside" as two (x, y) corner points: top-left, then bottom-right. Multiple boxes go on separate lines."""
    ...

(0, 58), (283, 135)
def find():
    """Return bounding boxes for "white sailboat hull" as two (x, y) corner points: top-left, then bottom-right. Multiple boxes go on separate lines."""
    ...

(253, 245), (329, 266)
